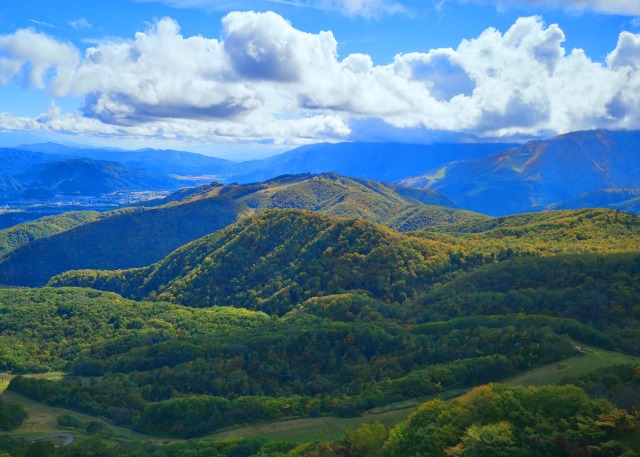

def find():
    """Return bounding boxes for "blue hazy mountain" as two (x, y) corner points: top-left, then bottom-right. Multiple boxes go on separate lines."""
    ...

(10, 130), (640, 216)
(400, 130), (640, 215)
(17, 158), (182, 196)
(0, 148), (66, 176)
(17, 143), (237, 178)
(230, 142), (517, 184)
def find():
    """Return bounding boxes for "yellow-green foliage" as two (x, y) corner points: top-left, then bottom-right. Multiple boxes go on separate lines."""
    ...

(49, 209), (457, 313)
(49, 208), (640, 316)
(382, 384), (640, 457)
(427, 208), (640, 255)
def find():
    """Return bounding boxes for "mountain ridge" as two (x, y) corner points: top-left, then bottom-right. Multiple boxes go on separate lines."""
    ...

(401, 129), (640, 215)
(0, 173), (475, 286)
(48, 207), (640, 315)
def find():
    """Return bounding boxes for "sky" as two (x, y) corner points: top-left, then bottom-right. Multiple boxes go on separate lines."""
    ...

(1, 1), (640, 158)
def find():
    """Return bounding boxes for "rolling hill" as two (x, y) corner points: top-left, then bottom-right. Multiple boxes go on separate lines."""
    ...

(19, 205), (640, 444)
(48, 207), (640, 314)
(47, 209), (454, 314)
(0, 173), (475, 286)
(0, 210), (100, 257)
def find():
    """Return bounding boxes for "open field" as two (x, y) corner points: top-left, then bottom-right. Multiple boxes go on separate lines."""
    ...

(211, 409), (409, 443)
(504, 344), (639, 387)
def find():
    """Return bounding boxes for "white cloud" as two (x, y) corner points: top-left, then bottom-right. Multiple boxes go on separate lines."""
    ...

(0, 28), (79, 89)
(222, 11), (337, 82)
(28, 19), (57, 29)
(68, 18), (93, 30)
(2, 12), (640, 145)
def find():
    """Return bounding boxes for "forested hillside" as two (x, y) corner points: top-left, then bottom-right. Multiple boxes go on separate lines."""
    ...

(0, 211), (100, 256)
(0, 286), (599, 438)
(298, 384), (640, 456)
(0, 199), (243, 286)
(0, 173), (476, 286)
(49, 208), (640, 314)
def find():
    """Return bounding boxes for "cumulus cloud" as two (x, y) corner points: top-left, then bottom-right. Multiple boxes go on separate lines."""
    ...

(0, 28), (79, 89)
(2, 12), (640, 144)
(223, 11), (337, 82)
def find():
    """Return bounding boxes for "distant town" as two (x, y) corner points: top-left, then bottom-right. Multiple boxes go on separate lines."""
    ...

(0, 191), (170, 229)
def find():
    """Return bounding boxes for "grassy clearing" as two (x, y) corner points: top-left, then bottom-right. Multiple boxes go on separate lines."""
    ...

(211, 404), (412, 443)
(504, 345), (639, 387)
(0, 372), (65, 395)
(210, 389), (467, 443)
(1, 390), (168, 446)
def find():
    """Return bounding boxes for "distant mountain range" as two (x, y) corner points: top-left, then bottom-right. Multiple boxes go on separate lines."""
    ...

(0, 149), (186, 198)
(227, 142), (517, 184)
(2, 129), (640, 215)
(400, 129), (640, 215)
(17, 142), (237, 178)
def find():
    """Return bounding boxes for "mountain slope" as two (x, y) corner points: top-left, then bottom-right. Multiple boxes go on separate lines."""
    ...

(421, 209), (640, 259)
(0, 173), (472, 286)
(232, 173), (460, 224)
(0, 148), (65, 177)
(0, 174), (22, 197)
(549, 188), (640, 212)
(0, 199), (242, 286)
(48, 208), (640, 315)
(412, 252), (640, 340)
(232, 142), (518, 184)
(401, 130), (640, 215)
(48, 209), (454, 314)
(18, 158), (182, 195)
(0, 211), (100, 257)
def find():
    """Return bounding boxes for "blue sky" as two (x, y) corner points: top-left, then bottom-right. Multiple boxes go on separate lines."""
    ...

(1, 1), (640, 157)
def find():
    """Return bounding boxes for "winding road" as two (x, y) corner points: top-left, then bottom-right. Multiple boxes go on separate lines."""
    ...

(27, 433), (74, 447)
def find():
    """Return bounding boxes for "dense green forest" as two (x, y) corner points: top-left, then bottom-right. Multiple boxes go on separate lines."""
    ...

(1, 385), (638, 456)
(0, 211), (99, 257)
(0, 175), (639, 455)
(2, 287), (584, 438)
(49, 208), (640, 315)
(0, 173), (480, 286)
(297, 384), (640, 457)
